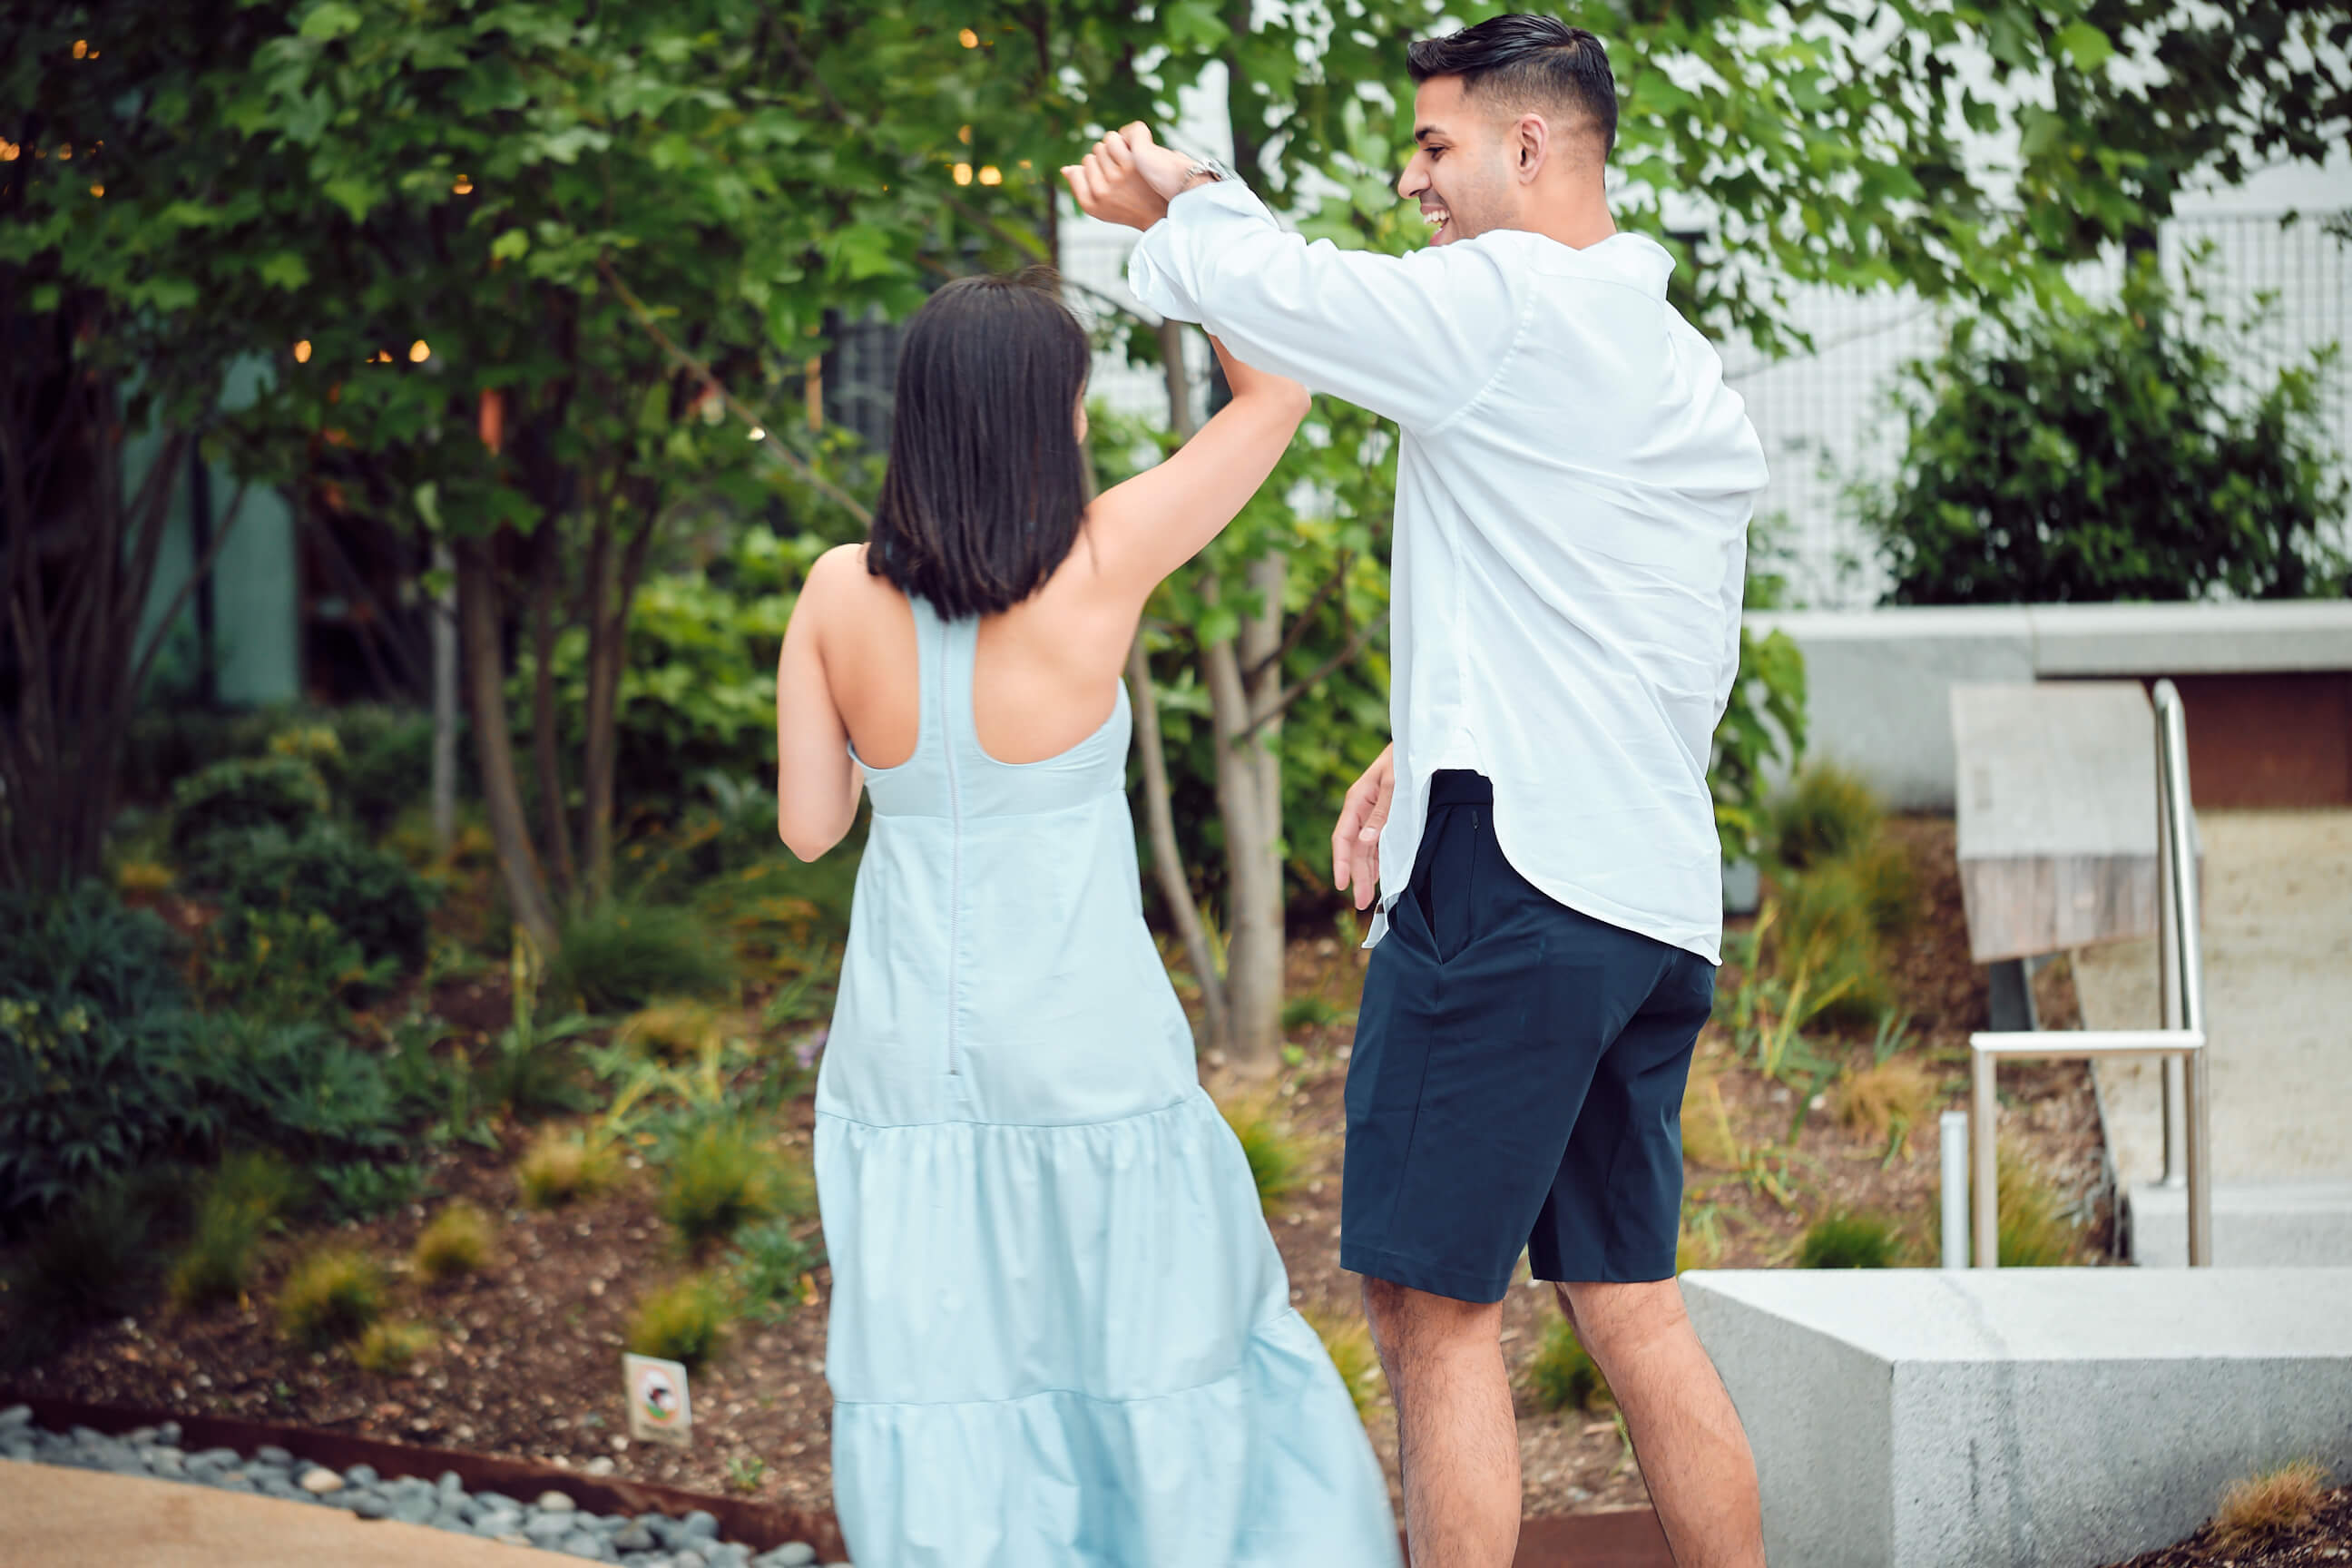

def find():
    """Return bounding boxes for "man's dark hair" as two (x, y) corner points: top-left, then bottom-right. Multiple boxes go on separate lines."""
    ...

(866, 267), (1092, 620)
(1406, 15), (1617, 162)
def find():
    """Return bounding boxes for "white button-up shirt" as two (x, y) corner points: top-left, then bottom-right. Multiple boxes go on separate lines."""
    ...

(1128, 181), (1768, 964)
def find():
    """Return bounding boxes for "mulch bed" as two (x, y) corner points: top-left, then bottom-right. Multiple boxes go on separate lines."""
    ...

(7, 814), (2113, 1524)
(2099, 1486), (2352, 1565)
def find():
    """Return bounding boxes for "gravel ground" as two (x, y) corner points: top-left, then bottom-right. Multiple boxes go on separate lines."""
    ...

(0, 1403), (842, 1567)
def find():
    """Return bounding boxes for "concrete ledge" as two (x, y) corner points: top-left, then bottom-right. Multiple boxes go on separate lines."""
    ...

(1682, 1268), (2352, 1568)
(1749, 602), (2352, 810)
(2130, 1182), (2352, 1269)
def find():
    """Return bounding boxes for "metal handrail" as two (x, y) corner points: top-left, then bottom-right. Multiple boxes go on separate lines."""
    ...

(1966, 679), (2213, 1268)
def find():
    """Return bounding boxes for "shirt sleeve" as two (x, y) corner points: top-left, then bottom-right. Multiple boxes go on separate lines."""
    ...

(1126, 180), (1523, 432)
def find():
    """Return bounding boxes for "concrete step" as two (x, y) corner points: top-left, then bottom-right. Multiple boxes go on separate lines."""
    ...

(2129, 1181), (2352, 1267)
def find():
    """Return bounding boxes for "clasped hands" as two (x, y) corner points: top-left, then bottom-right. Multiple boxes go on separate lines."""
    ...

(1060, 123), (1208, 232)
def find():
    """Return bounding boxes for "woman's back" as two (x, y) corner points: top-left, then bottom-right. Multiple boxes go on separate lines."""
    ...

(816, 586), (1198, 1130)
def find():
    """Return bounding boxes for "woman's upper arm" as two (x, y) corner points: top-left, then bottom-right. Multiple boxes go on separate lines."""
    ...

(1083, 387), (1310, 597)
(775, 547), (860, 848)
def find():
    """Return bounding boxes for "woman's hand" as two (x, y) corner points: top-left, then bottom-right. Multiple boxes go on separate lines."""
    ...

(1063, 124), (1198, 231)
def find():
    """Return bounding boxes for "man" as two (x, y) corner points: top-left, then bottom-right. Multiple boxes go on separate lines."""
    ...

(1063, 14), (1768, 1568)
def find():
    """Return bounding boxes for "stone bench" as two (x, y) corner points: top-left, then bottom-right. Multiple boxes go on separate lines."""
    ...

(1683, 1268), (2352, 1568)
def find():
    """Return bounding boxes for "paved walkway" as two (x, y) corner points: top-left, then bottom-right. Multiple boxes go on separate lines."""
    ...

(0, 1459), (548, 1568)
(2077, 809), (2352, 1262)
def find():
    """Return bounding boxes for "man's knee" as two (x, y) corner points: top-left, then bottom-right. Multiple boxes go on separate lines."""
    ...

(1553, 1277), (1689, 1372)
(1361, 1274), (1501, 1367)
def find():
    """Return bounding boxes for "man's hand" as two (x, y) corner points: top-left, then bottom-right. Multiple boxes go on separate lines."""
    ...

(1332, 743), (1396, 912)
(1062, 123), (1211, 232)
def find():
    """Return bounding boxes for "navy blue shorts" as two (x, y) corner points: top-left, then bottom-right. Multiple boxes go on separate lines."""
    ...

(1340, 771), (1716, 1303)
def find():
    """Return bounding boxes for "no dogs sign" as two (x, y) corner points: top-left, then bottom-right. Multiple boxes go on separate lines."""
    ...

(623, 1353), (694, 1448)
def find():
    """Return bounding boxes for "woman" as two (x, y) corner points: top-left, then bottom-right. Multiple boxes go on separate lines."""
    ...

(773, 269), (1399, 1567)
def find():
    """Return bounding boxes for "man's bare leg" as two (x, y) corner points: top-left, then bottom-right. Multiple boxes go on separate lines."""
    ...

(1361, 1276), (1519, 1568)
(1557, 1279), (1764, 1568)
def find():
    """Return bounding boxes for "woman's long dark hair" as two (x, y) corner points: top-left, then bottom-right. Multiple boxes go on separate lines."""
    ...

(865, 267), (1092, 620)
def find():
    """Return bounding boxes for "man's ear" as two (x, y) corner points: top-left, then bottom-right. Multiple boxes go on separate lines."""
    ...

(1514, 113), (1550, 182)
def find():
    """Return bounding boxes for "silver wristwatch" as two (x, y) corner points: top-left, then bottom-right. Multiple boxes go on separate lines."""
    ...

(1181, 154), (1234, 189)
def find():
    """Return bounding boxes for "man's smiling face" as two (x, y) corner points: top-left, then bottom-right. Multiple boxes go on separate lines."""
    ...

(1395, 74), (1515, 247)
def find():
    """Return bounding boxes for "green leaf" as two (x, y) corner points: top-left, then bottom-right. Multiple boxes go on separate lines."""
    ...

(299, 2), (363, 41)
(323, 175), (381, 222)
(490, 229), (531, 261)
(2053, 21), (2115, 73)
(29, 283), (59, 313)
(258, 252), (311, 290)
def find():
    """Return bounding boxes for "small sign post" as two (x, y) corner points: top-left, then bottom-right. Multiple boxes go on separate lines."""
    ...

(623, 1353), (693, 1449)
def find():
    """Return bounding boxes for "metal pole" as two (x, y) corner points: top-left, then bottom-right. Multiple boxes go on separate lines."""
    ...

(2154, 727), (2187, 1189)
(1972, 1049), (2000, 1269)
(1940, 1110), (1971, 1269)
(2154, 681), (2213, 1266)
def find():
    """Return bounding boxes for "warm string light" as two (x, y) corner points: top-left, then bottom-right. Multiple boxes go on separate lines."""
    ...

(73, 39), (88, 58)
(408, 339), (431, 363)
(958, 27), (978, 47)
(0, 142), (19, 162)
(294, 340), (313, 364)
(453, 174), (474, 195)
(958, 124), (973, 145)
(89, 183), (103, 198)
(953, 162), (973, 186)
(977, 165), (1002, 186)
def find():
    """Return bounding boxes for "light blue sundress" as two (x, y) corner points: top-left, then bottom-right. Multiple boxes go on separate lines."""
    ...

(813, 596), (1401, 1568)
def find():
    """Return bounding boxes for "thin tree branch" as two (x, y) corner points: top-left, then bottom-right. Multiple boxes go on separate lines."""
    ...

(125, 472), (249, 705)
(595, 255), (874, 525)
(1241, 615), (1385, 741)
(1249, 550), (1352, 684)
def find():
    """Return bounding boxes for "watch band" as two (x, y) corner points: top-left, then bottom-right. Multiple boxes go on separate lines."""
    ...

(1181, 154), (1233, 188)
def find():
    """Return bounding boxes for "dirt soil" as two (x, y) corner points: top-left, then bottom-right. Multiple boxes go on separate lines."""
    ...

(2099, 1486), (2352, 1565)
(13, 816), (2114, 1523)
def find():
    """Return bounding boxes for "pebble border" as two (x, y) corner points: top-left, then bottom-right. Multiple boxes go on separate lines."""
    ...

(0, 1403), (845, 1568)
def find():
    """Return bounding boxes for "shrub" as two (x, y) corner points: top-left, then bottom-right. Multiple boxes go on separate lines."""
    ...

(187, 1015), (404, 1164)
(1711, 623), (1809, 865)
(544, 899), (737, 1015)
(626, 1272), (733, 1368)
(0, 881), (211, 1226)
(1, 1180), (158, 1371)
(326, 704), (444, 832)
(168, 1150), (305, 1311)
(477, 1014), (596, 1121)
(198, 906), (400, 1024)
(168, 757), (331, 881)
(1305, 1308), (1385, 1425)
(1831, 1058), (1938, 1148)
(413, 1201), (494, 1285)
(1217, 1093), (1310, 1211)
(2212, 1459), (2329, 1552)
(616, 1000), (727, 1062)
(1524, 1318), (1611, 1413)
(516, 1129), (619, 1210)
(277, 1247), (386, 1349)
(1995, 1145), (2082, 1267)
(352, 1318), (437, 1376)
(659, 1121), (788, 1253)
(316, 1161), (428, 1223)
(1797, 1210), (1901, 1269)
(1858, 256), (2351, 606)
(1766, 765), (1883, 875)
(729, 1220), (821, 1324)
(205, 823), (433, 973)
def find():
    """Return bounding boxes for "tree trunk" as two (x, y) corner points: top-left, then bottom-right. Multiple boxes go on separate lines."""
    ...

(430, 541), (458, 860)
(1202, 566), (1288, 1079)
(1128, 632), (1231, 1054)
(526, 524), (578, 904)
(580, 493), (659, 906)
(454, 533), (561, 953)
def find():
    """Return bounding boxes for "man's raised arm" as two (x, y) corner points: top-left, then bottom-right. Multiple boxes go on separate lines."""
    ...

(1070, 129), (1519, 432)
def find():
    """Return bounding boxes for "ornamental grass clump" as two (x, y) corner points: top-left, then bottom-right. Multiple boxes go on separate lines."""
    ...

(545, 898), (736, 1015)
(278, 1247), (386, 1349)
(1830, 1057), (1938, 1150)
(2212, 1459), (2329, 1551)
(1797, 1210), (1901, 1269)
(412, 1200), (495, 1286)
(1217, 1093), (1309, 1211)
(351, 1318), (436, 1376)
(515, 1129), (619, 1210)
(660, 1121), (789, 1254)
(1305, 1308), (1385, 1425)
(1524, 1318), (1611, 1413)
(626, 1273), (733, 1368)
(1679, 1060), (1741, 1171)
(169, 1150), (305, 1311)
(1995, 1144), (2082, 1267)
